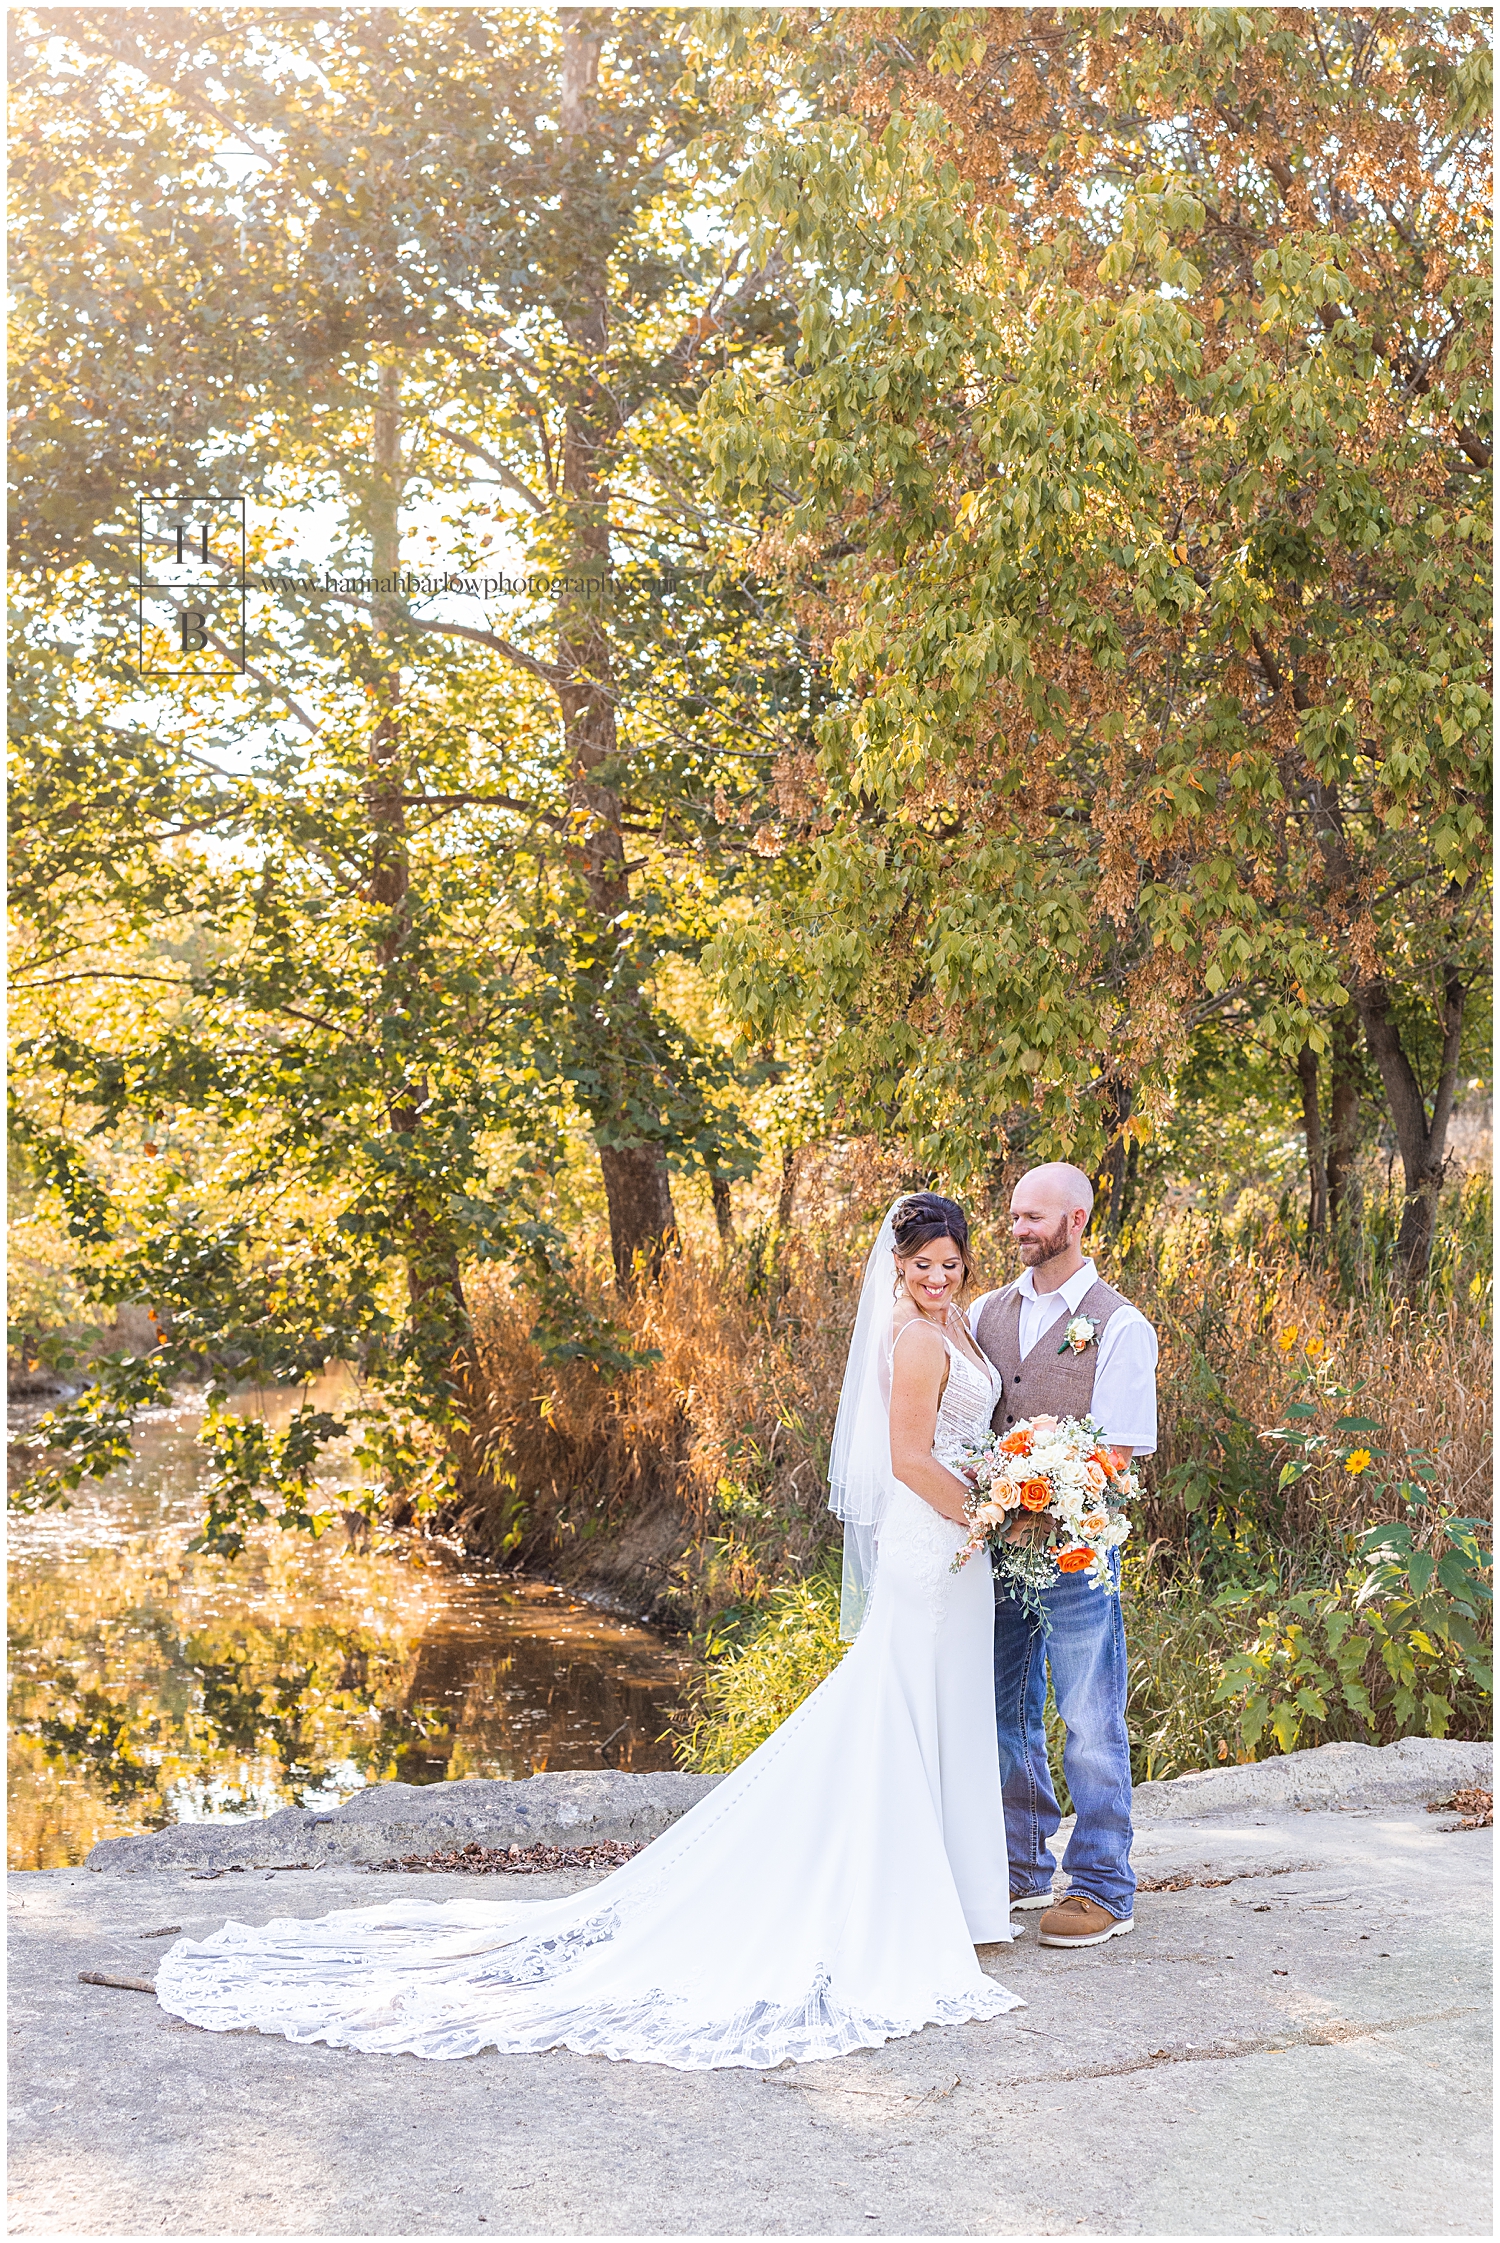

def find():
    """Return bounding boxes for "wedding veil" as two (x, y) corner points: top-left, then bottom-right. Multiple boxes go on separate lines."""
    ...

(826, 1197), (905, 1639)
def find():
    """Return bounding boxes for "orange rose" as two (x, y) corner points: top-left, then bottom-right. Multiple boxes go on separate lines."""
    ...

(1088, 1448), (1113, 1471)
(1056, 1546), (1093, 1573)
(1018, 1477), (1052, 1512)
(999, 1428), (1034, 1458)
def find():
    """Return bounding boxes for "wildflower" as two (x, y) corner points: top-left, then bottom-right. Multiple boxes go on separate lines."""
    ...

(1344, 1449), (1373, 1475)
(1305, 1336), (1326, 1360)
(1276, 1325), (1299, 1352)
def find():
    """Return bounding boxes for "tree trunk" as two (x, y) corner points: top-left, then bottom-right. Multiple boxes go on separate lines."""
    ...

(557, 11), (677, 1292)
(776, 1144), (798, 1231)
(366, 360), (407, 951)
(366, 361), (494, 1494)
(597, 1142), (679, 1284)
(1355, 970), (1466, 1293)
(1295, 1044), (1328, 1243)
(710, 1169), (734, 1244)
(1326, 1004), (1363, 1228)
(1095, 1075), (1134, 1234)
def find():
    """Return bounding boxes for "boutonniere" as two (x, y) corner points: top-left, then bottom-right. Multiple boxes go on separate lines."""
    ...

(1058, 1315), (1097, 1356)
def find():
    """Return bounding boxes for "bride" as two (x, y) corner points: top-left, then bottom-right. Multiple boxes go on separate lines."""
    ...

(156, 1193), (1023, 2069)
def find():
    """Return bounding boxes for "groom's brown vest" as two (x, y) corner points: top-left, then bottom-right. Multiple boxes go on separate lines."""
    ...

(974, 1280), (1131, 1435)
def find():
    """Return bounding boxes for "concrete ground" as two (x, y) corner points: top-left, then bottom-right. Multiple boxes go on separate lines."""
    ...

(8, 1804), (1490, 2237)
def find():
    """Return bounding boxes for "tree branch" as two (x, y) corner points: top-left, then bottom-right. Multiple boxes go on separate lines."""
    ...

(319, 593), (564, 687)
(433, 423), (549, 515)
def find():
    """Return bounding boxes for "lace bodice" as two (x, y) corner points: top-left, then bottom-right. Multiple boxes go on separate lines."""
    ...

(931, 1336), (1002, 1464)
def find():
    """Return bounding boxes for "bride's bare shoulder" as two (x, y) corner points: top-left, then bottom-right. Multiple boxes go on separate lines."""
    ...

(890, 1307), (945, 1360)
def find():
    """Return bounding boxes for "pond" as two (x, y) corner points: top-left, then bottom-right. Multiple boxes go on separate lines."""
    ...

(7, 1377), (691, 1870)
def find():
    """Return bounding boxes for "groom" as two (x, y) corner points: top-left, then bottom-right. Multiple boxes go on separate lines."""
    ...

(969, 1163), (1158, 1949)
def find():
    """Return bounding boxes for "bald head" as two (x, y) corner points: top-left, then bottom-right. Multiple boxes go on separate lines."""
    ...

(1019, 1163), (1095, 1220)
(1009, 1163), (1094, 1277)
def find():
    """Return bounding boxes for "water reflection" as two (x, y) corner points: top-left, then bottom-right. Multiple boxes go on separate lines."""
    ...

(8, 1383), (688, 1869)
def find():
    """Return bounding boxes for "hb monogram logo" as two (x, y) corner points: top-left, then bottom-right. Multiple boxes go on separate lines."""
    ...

(136, 496), (247, 674)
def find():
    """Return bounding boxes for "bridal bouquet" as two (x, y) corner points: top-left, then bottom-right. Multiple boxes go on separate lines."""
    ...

(950, 1414), (1135, 1626)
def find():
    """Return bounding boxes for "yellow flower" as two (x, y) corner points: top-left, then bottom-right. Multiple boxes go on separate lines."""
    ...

(1276, 1325), (1299, 1352)
(1304, 1336), (1326, 1360)
(1344, 1449), (1373, 1475)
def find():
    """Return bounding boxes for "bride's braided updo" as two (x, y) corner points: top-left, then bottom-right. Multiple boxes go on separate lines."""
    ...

(891, 1192), (974, 1294)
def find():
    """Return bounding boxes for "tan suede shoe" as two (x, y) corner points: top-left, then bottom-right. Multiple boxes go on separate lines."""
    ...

(1037, 1892), (1134, 1946)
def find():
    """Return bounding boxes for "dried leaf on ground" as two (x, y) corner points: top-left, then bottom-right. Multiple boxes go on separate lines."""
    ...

(369, 1839), (642, 1875)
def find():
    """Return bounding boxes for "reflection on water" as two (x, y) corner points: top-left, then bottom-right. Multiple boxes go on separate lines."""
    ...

(8, 1379), (688, 1869)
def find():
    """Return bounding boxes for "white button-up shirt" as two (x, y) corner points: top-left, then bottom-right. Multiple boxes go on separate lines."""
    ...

(969, 1259), (1158, 1454)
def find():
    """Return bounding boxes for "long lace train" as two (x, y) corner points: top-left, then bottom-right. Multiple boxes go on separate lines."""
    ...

(157, 1342), (1022, 2070)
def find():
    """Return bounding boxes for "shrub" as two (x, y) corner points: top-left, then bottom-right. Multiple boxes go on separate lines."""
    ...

(674, 1541), (1491, 1781)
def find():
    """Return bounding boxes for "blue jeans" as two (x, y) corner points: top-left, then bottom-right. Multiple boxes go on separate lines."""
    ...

(992, 1552), (1135, 1920)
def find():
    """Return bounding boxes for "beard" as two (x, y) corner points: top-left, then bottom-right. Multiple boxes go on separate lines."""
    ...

(1017, 1214), (1073, 1267)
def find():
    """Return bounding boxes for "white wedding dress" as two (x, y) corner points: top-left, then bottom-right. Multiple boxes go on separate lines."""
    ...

(156, 1335), (1022, 2070)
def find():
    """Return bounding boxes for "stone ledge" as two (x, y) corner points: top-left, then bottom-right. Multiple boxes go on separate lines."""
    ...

(81, 1734), (1491, 1875)
(84, 1770), (723, 1875)
(1131, 1734), (1491, 1823)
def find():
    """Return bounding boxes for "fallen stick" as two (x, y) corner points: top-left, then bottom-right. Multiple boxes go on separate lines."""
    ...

(78, 1971), (157, 1993)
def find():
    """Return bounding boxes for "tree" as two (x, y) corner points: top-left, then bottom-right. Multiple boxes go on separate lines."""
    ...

(704, 5), (1491, 1288)
(9, 5), (804, 1530)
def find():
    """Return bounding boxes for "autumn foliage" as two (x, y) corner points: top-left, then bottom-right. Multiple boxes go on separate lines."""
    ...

(706, 7), (1491, 1287)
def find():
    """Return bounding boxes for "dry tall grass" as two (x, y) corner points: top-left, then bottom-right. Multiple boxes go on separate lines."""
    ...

(461, 1189), (1490, 1628)
(464, 1236), (854, 1622)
